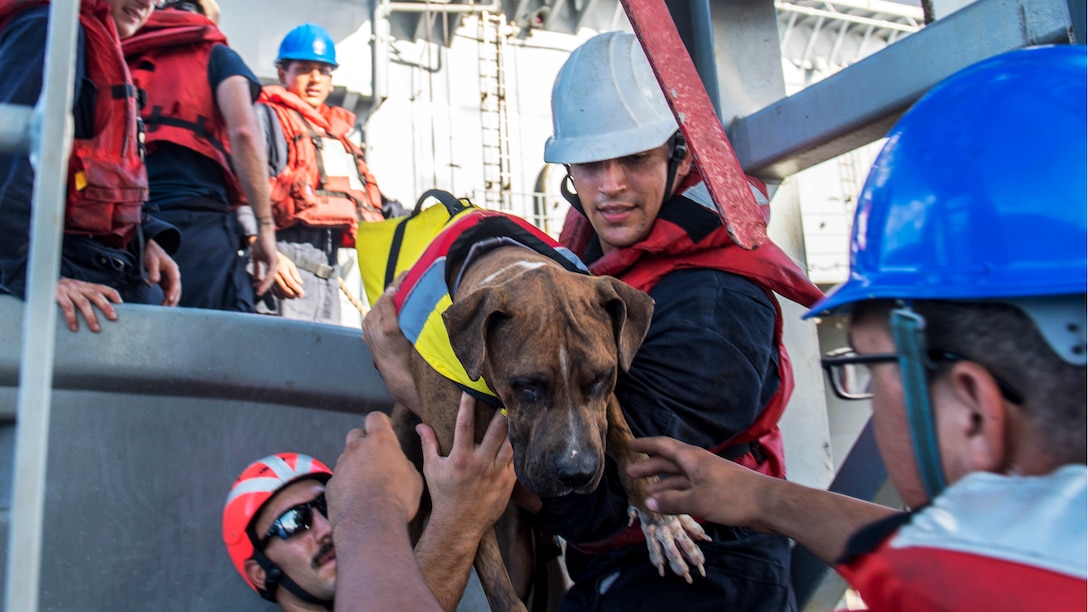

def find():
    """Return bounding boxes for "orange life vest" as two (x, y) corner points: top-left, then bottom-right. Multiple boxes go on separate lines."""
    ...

(122, 9), (245, 206)
(0, 0), (148, 248)
(260, 85), (384, 241)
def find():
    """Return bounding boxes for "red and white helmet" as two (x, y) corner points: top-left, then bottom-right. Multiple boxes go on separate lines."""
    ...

(222, 453), (333, 593)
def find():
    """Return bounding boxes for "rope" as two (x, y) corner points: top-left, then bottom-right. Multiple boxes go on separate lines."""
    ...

(339, 277), (368, 318)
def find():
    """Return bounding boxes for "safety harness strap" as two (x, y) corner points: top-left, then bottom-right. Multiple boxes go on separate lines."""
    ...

(252, 548), (334, 610)
(280, 250), (334, 280)
(294, 107), (330, 187)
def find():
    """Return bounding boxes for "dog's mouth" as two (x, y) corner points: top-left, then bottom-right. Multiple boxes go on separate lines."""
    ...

(526, 476), (604, 498)
(516, 453), (605, 498)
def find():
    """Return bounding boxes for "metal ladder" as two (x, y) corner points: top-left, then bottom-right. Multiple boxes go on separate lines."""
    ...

(0, 2), (80, 610)
(477, 11), (512, 210)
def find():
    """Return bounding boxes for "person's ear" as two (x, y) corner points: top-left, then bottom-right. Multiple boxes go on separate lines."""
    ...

(277, 65), (288, 86)
(937, 361), (1009, 477)
(244, 558), (267, 592)
(676, 142), (694, 178)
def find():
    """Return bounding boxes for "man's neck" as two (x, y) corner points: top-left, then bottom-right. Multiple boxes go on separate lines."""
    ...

(277, 589), (331, 612)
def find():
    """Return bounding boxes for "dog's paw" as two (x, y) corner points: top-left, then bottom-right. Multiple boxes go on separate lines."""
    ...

(628, 506), (710, 583)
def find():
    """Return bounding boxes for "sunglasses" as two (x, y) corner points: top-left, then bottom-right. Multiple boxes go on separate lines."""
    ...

(258, 493), (327, 549)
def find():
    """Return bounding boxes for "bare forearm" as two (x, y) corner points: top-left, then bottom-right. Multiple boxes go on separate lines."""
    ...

(217, 75), (272, 221)
(229, 125), (272, 220)
(334, 512), (442, 611)
(757, 478), (902, 565)
(413, 513), (481, 611)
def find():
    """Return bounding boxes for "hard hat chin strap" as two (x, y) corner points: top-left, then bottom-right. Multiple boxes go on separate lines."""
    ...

(890, 304), (947, 503)
(559, 170), (584, 215)
(253, 548), (334, 610)
(662, 131), (688, 208)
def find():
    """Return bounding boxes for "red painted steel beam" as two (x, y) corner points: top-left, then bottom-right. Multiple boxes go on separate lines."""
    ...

(620, 0), (766, 250)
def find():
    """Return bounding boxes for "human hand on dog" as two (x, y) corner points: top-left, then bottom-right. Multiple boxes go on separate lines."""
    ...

(327, 412), (443, 611)
(629, 435), (901, 567)
(362, 279), (422, 413)
(327, 411), (423, 530)
(419, 393), (516, 538)
(412, 393), (516, 610)
(628, 435), (769, 530)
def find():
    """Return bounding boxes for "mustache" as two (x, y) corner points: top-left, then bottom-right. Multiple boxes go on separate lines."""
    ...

(311, 540), (335, 569)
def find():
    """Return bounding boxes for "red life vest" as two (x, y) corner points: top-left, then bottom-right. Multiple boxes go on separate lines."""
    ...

(122, 9), (245, 206)
(837, 467), (1087, 611)
(260, 85), (384, 242)
(560, 181), (825, 479)
(0, 0), (148, 248)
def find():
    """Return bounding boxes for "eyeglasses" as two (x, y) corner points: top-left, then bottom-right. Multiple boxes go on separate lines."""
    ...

(820, 348), (894, 400)
(821, 348), (1024, 404)
(258, 493), (327, 549)
(289, 62), (334, 77)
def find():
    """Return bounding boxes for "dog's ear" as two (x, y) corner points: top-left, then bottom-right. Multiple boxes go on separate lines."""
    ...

(443, 288), (509, 380)
(597, 277), (654, 371)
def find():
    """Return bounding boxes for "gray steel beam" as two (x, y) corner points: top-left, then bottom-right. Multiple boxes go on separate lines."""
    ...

(731, 0), (1074, 180)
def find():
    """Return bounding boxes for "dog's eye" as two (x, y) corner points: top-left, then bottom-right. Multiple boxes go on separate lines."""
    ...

(512, 380), (543, 402)
(587, 369), (614, 394)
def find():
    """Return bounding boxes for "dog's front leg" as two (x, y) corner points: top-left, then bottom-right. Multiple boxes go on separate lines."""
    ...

(605, 395), (710, 583)
(408, 353), (528, 611)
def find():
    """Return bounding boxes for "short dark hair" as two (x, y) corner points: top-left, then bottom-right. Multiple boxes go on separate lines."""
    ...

(853, 299), (1086, 465)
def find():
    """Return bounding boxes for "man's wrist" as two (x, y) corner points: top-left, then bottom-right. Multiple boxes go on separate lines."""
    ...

(335, 492), (414, 530)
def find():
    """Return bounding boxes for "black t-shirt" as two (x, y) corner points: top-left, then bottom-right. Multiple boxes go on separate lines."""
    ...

(145, 44), (260, 210)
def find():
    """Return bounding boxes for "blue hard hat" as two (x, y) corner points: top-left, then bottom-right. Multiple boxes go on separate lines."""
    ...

(276, 23), (338, 69)
(807, 45), (1087, 319)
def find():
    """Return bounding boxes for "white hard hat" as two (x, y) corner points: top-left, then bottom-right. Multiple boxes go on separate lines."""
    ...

(544, 31), (678, 165)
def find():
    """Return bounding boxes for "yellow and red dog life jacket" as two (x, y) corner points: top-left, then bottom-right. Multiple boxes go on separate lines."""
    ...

(393, 209), (590, 404)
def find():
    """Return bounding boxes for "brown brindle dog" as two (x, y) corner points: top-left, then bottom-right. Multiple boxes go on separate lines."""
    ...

(395, 242), (708, 612)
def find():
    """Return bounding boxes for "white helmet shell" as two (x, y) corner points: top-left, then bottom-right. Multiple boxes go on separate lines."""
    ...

(544, 31), (678, 165)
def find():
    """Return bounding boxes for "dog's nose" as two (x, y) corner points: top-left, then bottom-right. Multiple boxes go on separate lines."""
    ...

(555, 451), (599, 489)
